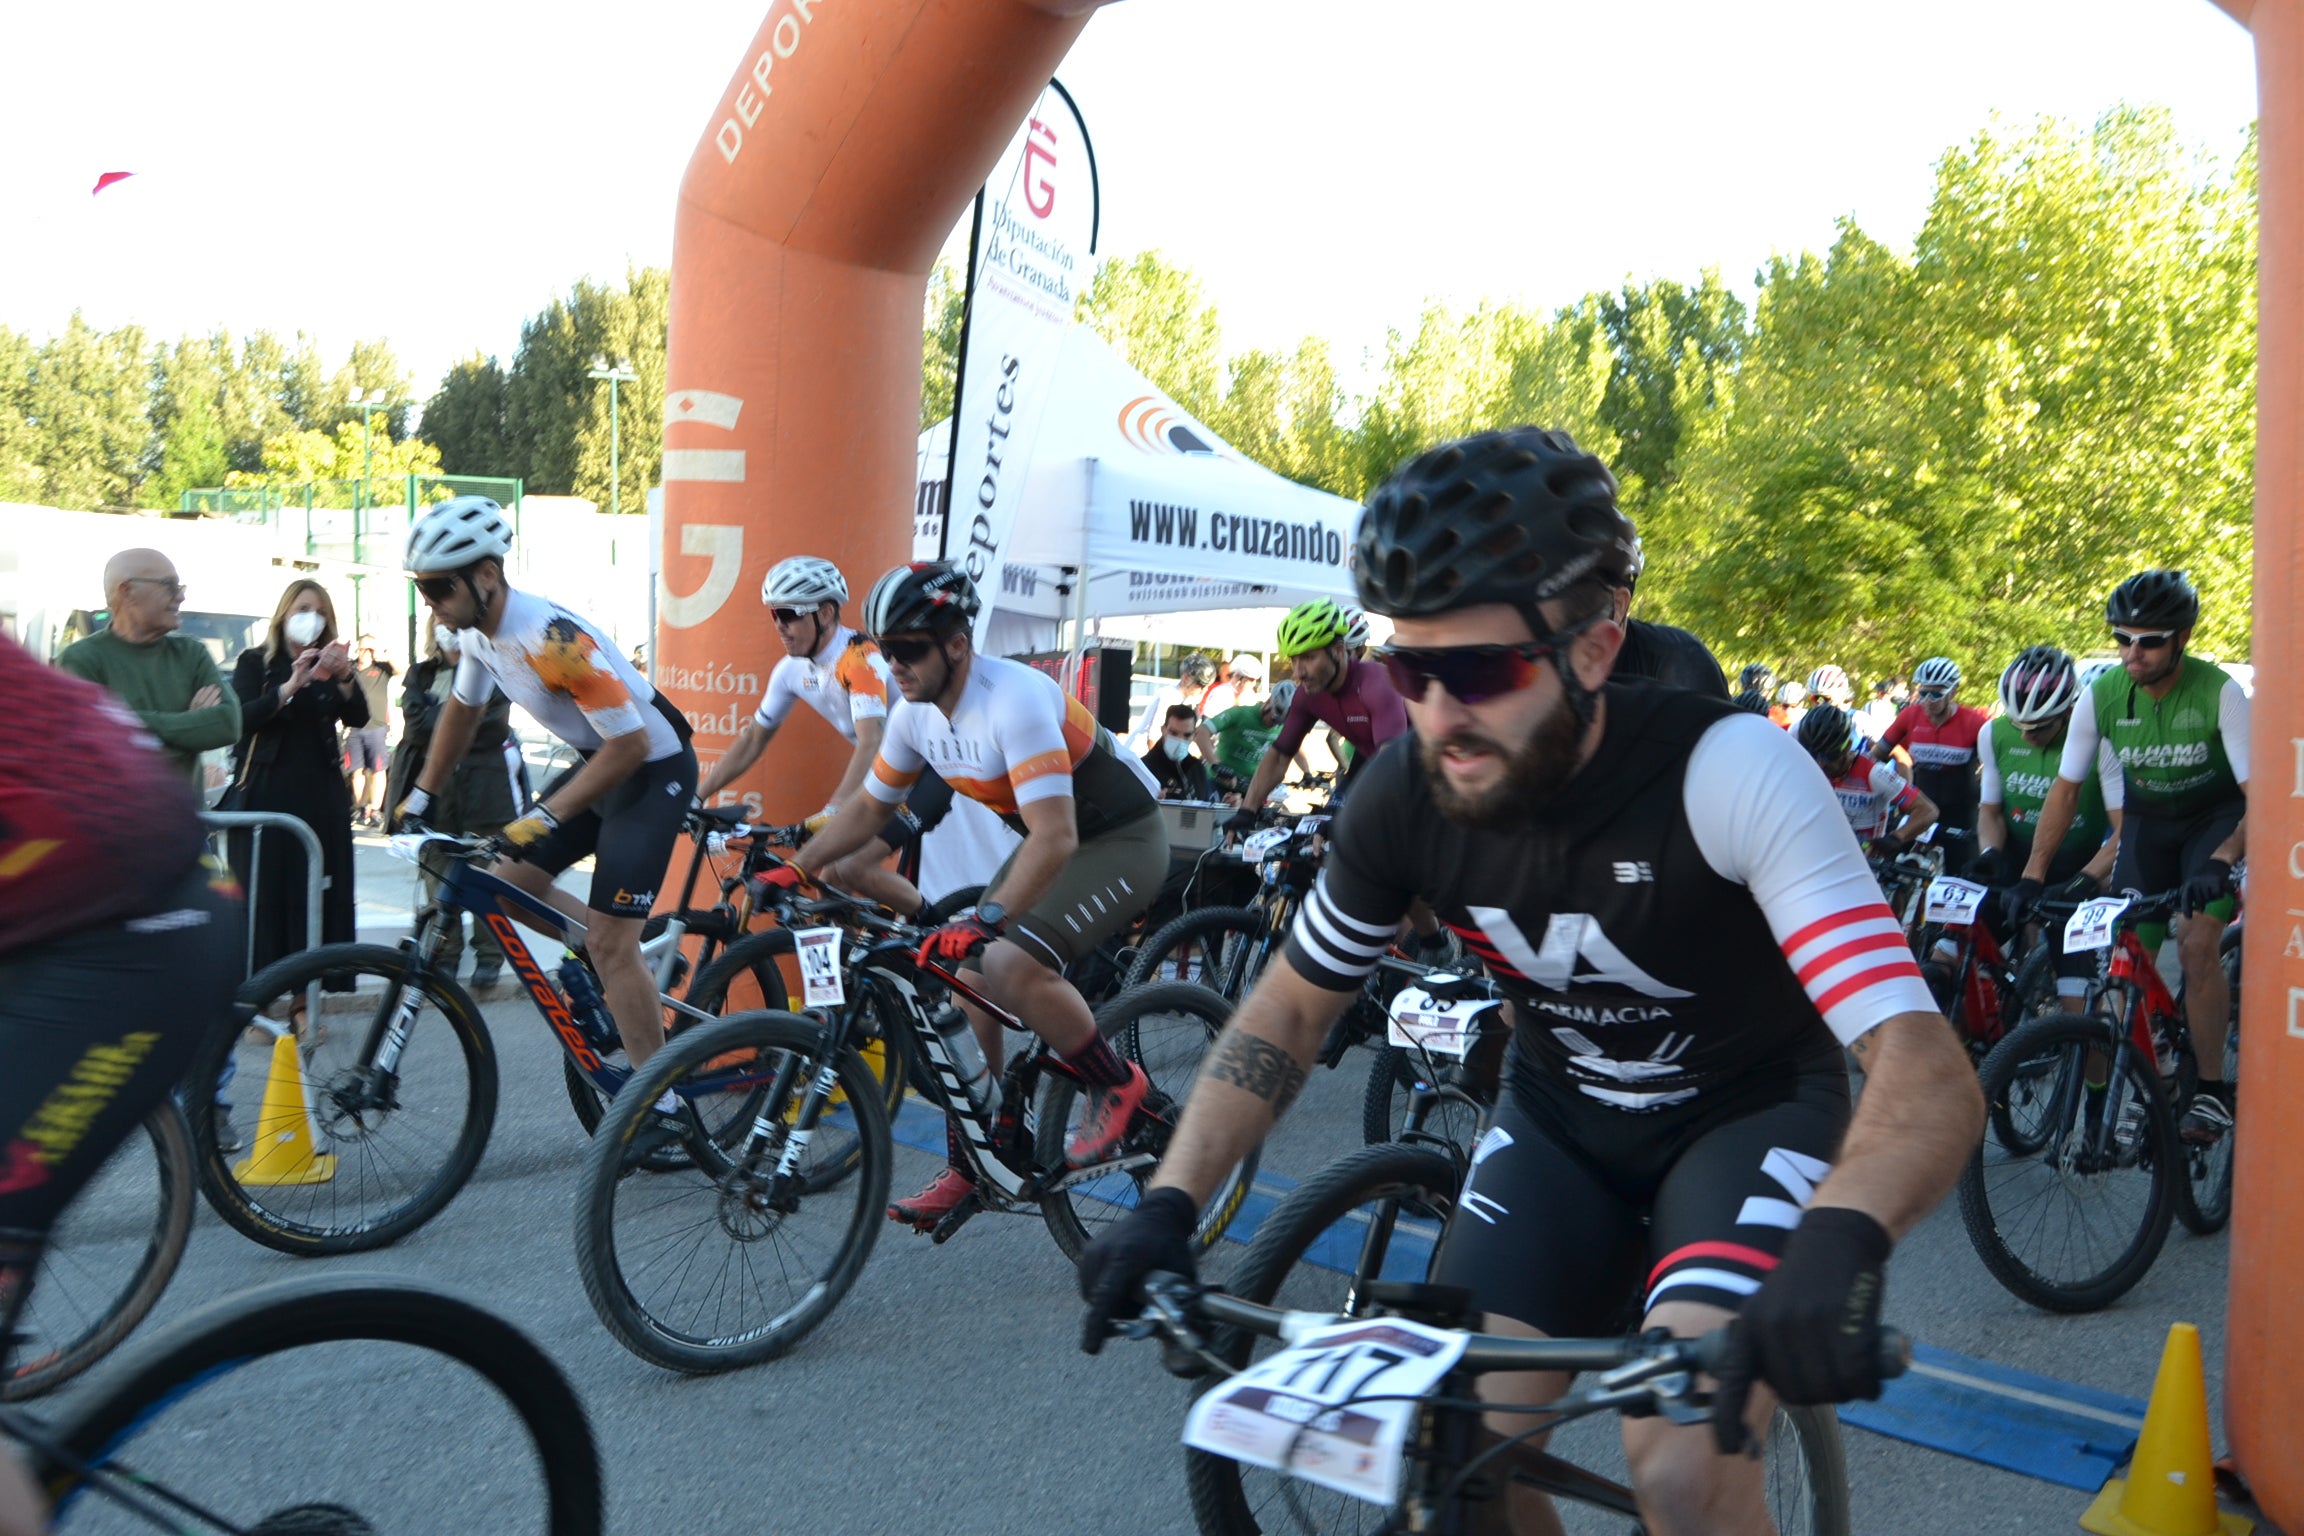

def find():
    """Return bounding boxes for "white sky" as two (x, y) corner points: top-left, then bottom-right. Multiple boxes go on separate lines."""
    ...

(0, 0), (2258, 403)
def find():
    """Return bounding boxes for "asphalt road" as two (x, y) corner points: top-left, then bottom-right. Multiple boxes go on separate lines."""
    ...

(21, 834), (2238, 1535)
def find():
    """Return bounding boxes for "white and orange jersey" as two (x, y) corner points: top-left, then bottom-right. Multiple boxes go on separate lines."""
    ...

(864, 654), (1158, 836)
(454, 587), (684, 760)
(753, 626), (891, 743)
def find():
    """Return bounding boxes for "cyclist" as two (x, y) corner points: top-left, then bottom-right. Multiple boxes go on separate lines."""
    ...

(1770, 679), (1805, 729)
(1, 632), (244, 1536)
(1237, 597), (1406, 814)
(694, 555), (933, 917)
(1610, 537), (1730, 696)
(1799, 703), (1938, 856)
(394, 497), (698, 1094)
(1872, 656), (1988, 871)
(1972, 646), (2124, 1010)
(1737, 663), (1775, 698)
(786, 562), (1169, 1230)
(1196, 679), (1298, 794)
(1340, 606), (1372, 658)
(1731, 687), (1769, 715)
(1806, 664), (1853, 712)
(2014, 570), (2247, 1142)
(1077, 426), (1982, 1534)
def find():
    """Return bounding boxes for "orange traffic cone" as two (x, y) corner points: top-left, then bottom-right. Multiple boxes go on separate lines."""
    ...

(2080, 1323), (2252, 1536)
(231, 1029), (338, 1186)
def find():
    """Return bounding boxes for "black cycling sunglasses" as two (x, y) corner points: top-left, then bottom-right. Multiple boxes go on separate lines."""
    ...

(880, 634), (941, 664)
(770, 607), (815, 626)
(413, 575), (461, 602)
(1916, 687), (1950, 701)
(1377, 641), (1557, 705)
(2112, 628), (2175, 651)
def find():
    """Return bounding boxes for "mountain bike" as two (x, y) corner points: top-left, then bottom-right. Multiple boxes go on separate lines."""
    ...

(1908, 873), (2057, 1059)
(1956, 886), (2239, 1312)
(1359, 967), (1506, 1176)
(2, 1267), (600, 1533)
(1866, 846), (1945, 952)
(179, 822), (832, 1256)
(1130, 1253), (1902, 1536)
(572, 871), (1254, 1373)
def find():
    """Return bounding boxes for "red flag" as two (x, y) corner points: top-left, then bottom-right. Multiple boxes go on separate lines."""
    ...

(91, 171), (134, 196)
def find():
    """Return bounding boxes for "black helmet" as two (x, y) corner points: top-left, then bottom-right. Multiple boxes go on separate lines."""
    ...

(1796, 702), (1854, 760)
(1738, 663), (1775, 694)
(2105, 569), (2199, 632)
(1731, 688), (1769, 714)
(1354, 427), (1637, 630)
(863, 560), (980, 639)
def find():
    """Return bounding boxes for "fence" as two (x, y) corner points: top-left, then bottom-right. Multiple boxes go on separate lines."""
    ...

(201, 810), (328, 1025)
(178, 475), (525, 568)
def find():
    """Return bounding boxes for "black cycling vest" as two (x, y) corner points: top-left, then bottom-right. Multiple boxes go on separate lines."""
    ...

(1310, 686), (1843, 1110)
(1614, 618), (1730, 699)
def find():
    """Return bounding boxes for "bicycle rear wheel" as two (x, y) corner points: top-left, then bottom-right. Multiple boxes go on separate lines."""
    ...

(1958, 1012), (2177, 1311)
(30, 1275), (599, 1535)
(183, 943), (498, 1256)
(1040, 983), (1258, 1263)
(1125, 908), (1272, 997)
(4, 1105), (193, 1401)
(573, 1010), (890, 1373)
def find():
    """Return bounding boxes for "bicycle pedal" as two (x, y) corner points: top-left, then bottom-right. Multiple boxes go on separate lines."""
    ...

(928, 1195), (982, 1243)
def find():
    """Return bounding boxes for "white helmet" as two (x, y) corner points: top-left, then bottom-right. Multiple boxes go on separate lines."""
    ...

(1999, 645), (2081, 726)
(761, 555), (848, 609)
(1340, 607), (1370, 649)
(1805, 665), (1851, 705)
(1266, 680), (1298, 716)
(1776, 681), (1805, 707)
(1228, 653), (1266, 681)
(404, 496), (513, 574)
(1913, 656), (1962, 692)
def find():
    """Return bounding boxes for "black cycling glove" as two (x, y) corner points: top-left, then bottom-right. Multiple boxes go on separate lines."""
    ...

(2057, 871), (2103, 900)
(2000, 877), (2044, 931)
(1077, 1185), (1201, 1355)
(2183, 858), (2233, 915)
(1222, 807), (1263, 837)
(1964, 846), (2006, 884)
(1710, 1206), (1892, 1455)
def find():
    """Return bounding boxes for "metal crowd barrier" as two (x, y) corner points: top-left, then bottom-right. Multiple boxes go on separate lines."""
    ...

(200, 811), (331, 1033)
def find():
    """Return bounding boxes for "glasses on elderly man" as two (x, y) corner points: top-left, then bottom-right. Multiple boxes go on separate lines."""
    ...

(125, 577), (187, 600)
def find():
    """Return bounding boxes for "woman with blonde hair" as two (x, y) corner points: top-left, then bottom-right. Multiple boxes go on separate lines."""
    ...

(224, 579), (367, 1000)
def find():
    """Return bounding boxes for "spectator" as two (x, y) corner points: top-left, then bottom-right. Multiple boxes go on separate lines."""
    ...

(55, 548), (240, 788)
(347, 633), (396, 828)
(1129, 652), (1216, 753)
(386, 619), (514, 988)
(1141, 703), (1216, 801)
(226, 579), (366, 1018)
(1197, 652), (1265, 717)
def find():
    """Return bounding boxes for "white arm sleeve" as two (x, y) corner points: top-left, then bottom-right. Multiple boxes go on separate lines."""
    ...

(451, 650), (495, 707)
(2096, 737), (2124, 811)
(2055, 686), (2102, 783)
(1978, 724), (2003, 805)
(2220, 677), (2250, 785)
(1684, 714), (1937, 1045)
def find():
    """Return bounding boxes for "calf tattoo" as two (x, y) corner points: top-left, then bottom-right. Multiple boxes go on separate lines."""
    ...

(1203, 1030), (1308, 1116)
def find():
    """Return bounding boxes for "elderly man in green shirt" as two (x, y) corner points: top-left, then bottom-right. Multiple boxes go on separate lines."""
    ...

(56, 548), (241, 787)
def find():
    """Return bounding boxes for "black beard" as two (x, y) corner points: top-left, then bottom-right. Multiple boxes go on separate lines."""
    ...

(1419, 695), (1586, 828)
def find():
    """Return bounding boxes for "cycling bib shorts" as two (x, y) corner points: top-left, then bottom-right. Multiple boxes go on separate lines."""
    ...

(984, 810), (1168, 972)
(521, 717), (698, 919)
(2113, 800), (2243, 931)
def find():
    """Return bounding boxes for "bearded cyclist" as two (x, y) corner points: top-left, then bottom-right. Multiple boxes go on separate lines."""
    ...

(395, 497), (698, 1111)
(693, 555), (934, 917)
(2014, 570), (2246, 1143)
(1077, 427), (1982, 1535)
(1972, 646), (2124, 1010)
(1873, 657), (1988, 871)
(1238, 598), (1407, 814)
(1800, 703), (1938, 856)
(790, 562), (1168, 1231)
(1, 634), (243, 1536)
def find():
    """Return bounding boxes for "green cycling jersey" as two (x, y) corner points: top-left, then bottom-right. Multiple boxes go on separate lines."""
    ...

(2059, 654), (2248, 820)
(1205, 703), (1280, 780)
(1981, 715), (2117, 867)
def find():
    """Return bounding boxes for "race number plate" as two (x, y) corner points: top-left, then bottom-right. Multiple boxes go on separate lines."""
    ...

(1924, 877), (1988, 926)
(2063, 897), (2132, 953)
(1384, 986), (1493, 1058)
(1241, 826), (1293, 858)
(792, 926), (846, 1008)
(1182, 1317), (1468, 1507)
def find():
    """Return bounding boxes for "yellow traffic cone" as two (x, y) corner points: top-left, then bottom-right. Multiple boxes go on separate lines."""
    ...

(231, 1029), (338, 1186)
(2080, 1323), (2252, 1536)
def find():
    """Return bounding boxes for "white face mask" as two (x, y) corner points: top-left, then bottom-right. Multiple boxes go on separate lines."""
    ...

(1161, 735), (1192, 761)
(284, 611), (325, 647)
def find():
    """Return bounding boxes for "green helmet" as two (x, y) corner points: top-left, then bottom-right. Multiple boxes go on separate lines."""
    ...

(1276, 598), (1349, 659)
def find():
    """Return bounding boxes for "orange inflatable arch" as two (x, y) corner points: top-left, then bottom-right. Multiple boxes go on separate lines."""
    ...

(654, 2), (2301, 1520)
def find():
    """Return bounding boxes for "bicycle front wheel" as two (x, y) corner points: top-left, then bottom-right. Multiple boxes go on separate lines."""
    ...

(1041, 983), (1258, 1262)
(32, 1275), (599, 1535)
(573, 1010), (890, 1373)
(1125, 907), (1272, 997)
(4, 1105), (193, 1401)
(184, 943), (498, 1255)
(1959, 1011), (2177, 1311)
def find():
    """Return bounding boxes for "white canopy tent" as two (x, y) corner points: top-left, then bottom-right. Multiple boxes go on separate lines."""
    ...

(916, 327), (1361, 650)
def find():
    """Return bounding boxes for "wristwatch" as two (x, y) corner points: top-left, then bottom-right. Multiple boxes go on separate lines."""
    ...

(975, 902), (1008, 930)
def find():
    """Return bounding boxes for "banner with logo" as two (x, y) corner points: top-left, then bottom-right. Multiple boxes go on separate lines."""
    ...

(939, 79), (1099, 645)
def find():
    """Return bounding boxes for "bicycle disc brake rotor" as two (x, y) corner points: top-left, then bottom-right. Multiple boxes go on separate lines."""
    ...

(715, 1152), (794, 1240)
(313, 1069), (394, 1141)
(248, 1505), (378, 1536)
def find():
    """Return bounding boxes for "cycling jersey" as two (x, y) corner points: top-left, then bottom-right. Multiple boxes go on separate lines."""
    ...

(1827, 759), (1919, 843)
(865, 654), (1160, 841)
(1878, 702), (1989, 831)
(454, 588), (685, 761)
(1613, 618), (1729, 698)
(752, 626), (892, 742)
(0, 633), (208, 954)
(1204, 703), (1281, 779)
(1272, 659), (1406, 763)
(1287, 687), (1933, 1111)
(2057, 655), (2247, 821)
(1979, 716), (2121, 869)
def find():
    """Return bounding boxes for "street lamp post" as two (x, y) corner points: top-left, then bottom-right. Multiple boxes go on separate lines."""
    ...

(587, 355), (637, 516)
(350, 387), (389, 558)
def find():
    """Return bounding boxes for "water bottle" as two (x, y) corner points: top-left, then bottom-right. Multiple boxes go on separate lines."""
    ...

(930, 1004), (1000, 1117)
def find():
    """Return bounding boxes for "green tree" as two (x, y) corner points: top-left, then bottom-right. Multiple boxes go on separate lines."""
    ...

(502, 267), (668, 507)
(1076, 250), (1224, 420)
(0, 326), (42, 502)
(419, 354), (515, 477)
(143, 334), (232, 508)
(920, 259), (965, 431)
(26, 314), (150, 509)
